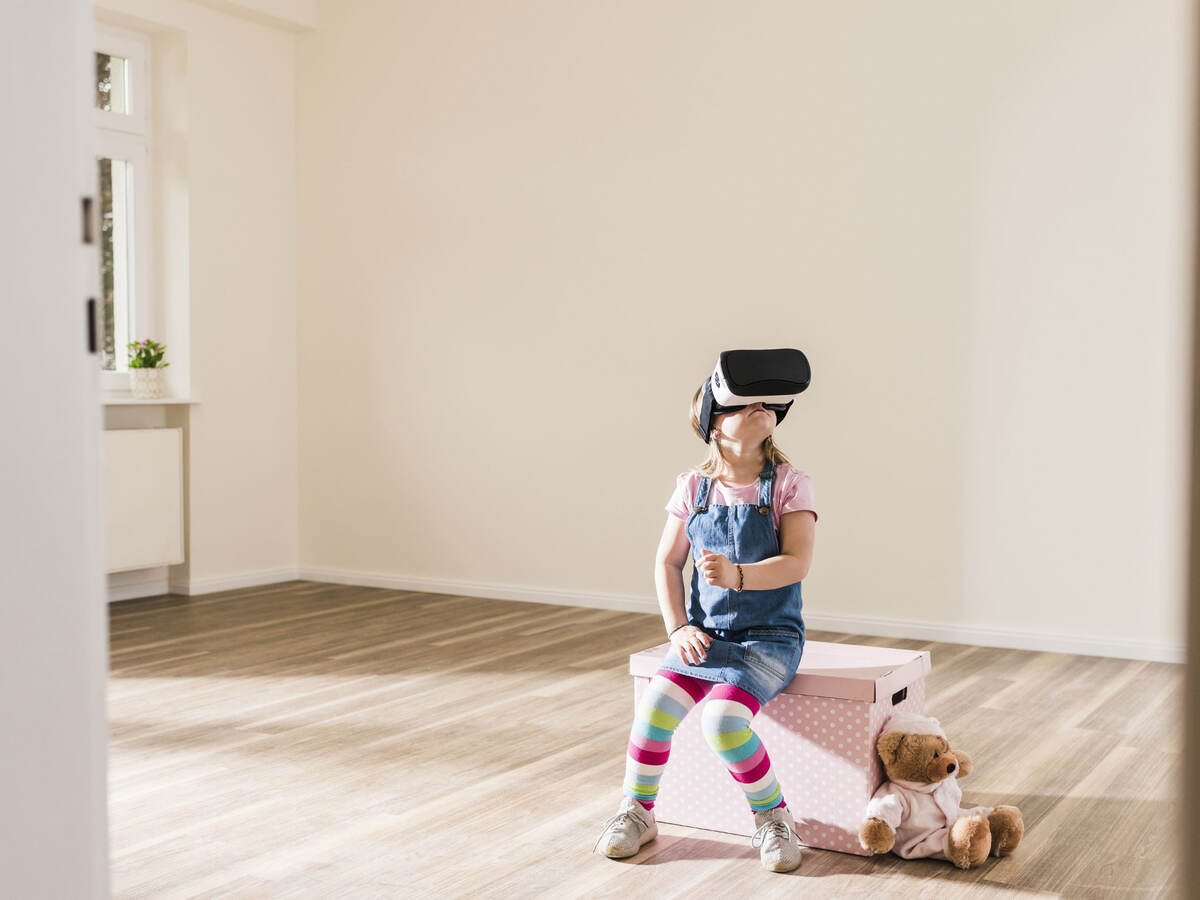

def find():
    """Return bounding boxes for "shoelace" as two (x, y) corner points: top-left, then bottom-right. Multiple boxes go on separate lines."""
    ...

(592, 809), (647, 855)
(751, 818), (795, 850)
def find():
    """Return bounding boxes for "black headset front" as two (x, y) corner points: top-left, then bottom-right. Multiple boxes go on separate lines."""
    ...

(697, 348), (811, 443)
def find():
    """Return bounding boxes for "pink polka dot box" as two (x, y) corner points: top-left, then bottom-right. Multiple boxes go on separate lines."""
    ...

(628, 640), (932, 855)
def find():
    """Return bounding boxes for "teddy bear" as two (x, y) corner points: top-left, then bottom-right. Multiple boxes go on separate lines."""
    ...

(857, 710), (1024, 869)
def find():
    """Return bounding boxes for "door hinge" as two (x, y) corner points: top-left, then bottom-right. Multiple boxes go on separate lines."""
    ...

(87, 298), (97, 354)
(82, 196), (95, 244)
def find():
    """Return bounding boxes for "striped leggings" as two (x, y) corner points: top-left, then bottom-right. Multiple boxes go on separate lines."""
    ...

(623, 668), (787, 815)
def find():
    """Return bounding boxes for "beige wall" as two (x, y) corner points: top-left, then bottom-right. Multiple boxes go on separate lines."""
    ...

(89, 0), (1191, 661)
(97, 0), (301, 592)
(296, 0), (1193, 662)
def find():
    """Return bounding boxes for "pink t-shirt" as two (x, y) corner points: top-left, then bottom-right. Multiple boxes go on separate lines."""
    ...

(665, 464), (818, 534)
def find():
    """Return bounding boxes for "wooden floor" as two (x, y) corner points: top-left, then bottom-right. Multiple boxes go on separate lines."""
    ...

(107, 581), (1184, 899)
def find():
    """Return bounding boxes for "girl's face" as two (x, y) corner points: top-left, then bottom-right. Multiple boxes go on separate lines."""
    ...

(713, 402), (775, 444)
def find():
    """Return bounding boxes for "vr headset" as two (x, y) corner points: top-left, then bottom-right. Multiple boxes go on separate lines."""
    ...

(696, 348), (811, 444)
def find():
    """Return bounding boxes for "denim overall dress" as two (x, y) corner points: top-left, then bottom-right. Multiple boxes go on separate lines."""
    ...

(657, 459), (806, 706)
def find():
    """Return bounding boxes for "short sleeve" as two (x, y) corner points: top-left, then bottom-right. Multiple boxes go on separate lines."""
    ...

(665, 472), (693, 521)
(777, 467), (818, 523)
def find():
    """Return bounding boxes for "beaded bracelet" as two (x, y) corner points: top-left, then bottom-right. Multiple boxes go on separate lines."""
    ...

(735, 564), (744, 592)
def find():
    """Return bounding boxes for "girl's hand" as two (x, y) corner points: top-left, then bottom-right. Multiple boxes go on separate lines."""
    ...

(670, 625), (713, 665)
(698, 549), (736, 589)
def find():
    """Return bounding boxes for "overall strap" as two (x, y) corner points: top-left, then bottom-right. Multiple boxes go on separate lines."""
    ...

(694, 475), (713, 512)
(756, 460), (776, 515)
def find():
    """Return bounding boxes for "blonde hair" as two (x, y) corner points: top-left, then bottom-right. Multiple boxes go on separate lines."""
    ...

(689, 382), (793, 477)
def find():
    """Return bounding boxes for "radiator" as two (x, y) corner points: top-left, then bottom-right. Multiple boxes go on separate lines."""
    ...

(102, 428), (184, 573)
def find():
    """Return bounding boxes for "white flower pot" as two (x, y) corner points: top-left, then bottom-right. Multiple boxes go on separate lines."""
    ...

(130, 367), (165, 399)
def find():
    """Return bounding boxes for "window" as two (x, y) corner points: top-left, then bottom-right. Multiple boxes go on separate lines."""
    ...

(95, 24), (153, 385)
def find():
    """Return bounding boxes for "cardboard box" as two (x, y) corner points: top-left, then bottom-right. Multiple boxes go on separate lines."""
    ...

(628, 640), (931, 855)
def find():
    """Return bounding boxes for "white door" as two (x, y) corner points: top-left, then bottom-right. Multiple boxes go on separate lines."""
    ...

(0, 2), (111, 898)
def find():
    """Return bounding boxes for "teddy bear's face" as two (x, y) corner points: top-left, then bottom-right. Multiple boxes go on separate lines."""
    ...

(876, 731), (959, 784)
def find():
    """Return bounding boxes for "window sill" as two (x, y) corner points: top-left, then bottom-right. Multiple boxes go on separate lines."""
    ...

(102, 393), (198, 406)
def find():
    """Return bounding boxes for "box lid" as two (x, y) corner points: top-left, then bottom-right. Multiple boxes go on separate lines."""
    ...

(629, 640), (931, 703)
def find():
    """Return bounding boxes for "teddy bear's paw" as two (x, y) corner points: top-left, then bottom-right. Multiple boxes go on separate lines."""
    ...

(988, 806), (1024, 857)
(948, 814), (991, 869)
(858, 818), (895, 855)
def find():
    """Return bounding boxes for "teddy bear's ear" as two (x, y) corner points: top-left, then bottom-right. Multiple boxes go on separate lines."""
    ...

(876, 730), (905, 765)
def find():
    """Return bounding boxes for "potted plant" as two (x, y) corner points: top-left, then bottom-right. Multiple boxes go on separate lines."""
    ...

(127, 338), (170, 399)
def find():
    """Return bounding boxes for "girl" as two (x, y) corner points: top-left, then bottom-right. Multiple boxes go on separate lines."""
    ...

(594, 378), (817, 872)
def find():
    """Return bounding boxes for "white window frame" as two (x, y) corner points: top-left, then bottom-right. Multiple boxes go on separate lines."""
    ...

(94, 23), (153, 391)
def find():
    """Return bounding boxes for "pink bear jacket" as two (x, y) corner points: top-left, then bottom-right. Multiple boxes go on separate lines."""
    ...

(864, 775), (995, 861)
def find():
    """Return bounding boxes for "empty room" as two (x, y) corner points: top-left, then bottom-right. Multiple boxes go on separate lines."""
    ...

(4, 0), (1199, 897)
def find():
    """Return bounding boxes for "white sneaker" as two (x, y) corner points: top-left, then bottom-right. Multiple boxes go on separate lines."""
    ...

(752, 806), (803, 872)
(593, 796), (658, 859)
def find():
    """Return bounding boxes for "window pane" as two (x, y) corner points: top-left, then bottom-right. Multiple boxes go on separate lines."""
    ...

(95, 52), (129, 114)
(98, 156), (135, 371)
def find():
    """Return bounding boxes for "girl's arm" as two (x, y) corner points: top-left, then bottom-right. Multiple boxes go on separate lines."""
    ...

(654, 514), (693, 632)
(656, 514), (712, 663)
(731, 510), (815, 592)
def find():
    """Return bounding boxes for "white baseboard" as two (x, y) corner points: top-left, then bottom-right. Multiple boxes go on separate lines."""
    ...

(798, 610), (1184, 664)
(297, 566), (1184, 664)
(140, 564), (1183, 664)
(297, 566), (656, 613)
(170, 567), (302, 596)
(106, 567), (301, 602)
(107, 574), (172, 603)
